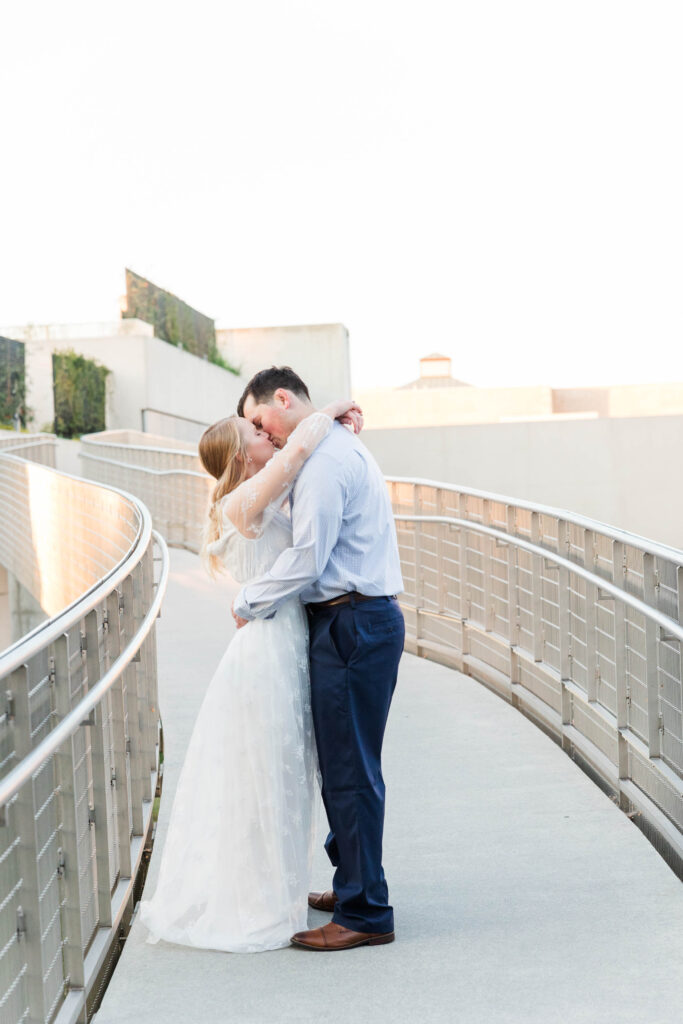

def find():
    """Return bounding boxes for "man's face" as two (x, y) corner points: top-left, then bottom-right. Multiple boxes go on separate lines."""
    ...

(242, 393), (291, 449)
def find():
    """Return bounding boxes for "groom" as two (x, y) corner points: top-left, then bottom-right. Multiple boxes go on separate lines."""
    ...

(232, 366), (405, 951)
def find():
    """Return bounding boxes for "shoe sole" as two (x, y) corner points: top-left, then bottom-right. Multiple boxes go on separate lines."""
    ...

(290, 932), (395, 951)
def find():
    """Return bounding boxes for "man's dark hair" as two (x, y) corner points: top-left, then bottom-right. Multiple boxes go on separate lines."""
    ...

(237, 366), (311, 417)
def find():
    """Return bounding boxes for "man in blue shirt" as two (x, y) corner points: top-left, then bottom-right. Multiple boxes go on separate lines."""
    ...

(233, 366), (405, 951)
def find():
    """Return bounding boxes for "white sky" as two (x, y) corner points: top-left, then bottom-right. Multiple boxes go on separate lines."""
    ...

(1, 1), (681, 390)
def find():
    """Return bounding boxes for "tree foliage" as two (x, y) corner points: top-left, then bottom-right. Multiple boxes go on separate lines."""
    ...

(0, 336), (29, 427)
(52, 349), (111, 438)
(122, 268), (238, 375)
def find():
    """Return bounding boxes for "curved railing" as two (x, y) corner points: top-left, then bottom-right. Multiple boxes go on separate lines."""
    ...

(388, 478), (683, 871)
(79, 432), (209, 552)
(73, 434), (683, 871)
(0, 455), (169, 1024)
(0, 434), (57, 468)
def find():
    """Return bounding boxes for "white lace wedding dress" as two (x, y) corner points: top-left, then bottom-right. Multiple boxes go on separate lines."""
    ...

(138, 413), (333, 952)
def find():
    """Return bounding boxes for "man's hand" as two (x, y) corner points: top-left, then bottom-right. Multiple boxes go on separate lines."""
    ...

(231, 600), (248, 630)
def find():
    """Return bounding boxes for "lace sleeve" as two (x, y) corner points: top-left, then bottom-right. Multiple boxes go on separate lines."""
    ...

(222, 412), (333, 538)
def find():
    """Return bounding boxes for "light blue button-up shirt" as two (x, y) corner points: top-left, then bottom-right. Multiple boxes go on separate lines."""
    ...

(233, 422), (403, 620)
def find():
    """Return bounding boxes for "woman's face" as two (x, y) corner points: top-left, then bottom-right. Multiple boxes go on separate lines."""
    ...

(238, 418), (275, 471)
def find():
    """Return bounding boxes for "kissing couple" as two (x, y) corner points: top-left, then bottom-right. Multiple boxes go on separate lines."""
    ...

(139, 365), (405, 952)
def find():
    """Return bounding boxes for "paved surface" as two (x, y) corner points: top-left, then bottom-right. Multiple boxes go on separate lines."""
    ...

(95, 548), (683, 1024)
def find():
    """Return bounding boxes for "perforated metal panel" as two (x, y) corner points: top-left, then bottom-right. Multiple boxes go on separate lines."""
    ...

(0, 455), (166, 1024)
(388, 478), (683, 866)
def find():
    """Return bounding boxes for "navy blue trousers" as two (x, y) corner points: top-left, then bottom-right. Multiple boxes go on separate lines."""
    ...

(307, 595), (405, 934)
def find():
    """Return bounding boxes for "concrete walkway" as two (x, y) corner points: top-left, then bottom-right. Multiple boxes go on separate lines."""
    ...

(95, 549), (683, 1024)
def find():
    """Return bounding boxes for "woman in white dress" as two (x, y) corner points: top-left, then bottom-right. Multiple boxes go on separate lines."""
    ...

(138, 399), (361, 953)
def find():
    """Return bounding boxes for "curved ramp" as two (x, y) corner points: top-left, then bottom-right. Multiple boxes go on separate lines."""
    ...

(95, 549), (683, 1024)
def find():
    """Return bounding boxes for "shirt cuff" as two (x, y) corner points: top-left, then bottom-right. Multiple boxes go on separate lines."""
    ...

(233, 590), (253, 621)
(234, 591), (277, 621)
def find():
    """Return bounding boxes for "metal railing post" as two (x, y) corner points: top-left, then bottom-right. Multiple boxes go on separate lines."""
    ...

(121, 577), (145, 835)
(506, 504), (520, 648)
(584, 530), (599, 702)
(507, 505), (521, 699)
(612, 541), (630, 794)
(530, 511), (544, 662)
(106, 591), (132, 879)
(482, 500), (493, 632)
(84, 607), (114, 928)
(10, 664), (50, 1024)
(643, 554), (661, 758)
(131, 565), (152, 804)
(141, 546), (159, 774)
(413, 485), (423, 649)
(559, 523), (572, 745)
(458, 494), (470, 665)
(52, 632), (87, 991)
(436, 488), (447, 616)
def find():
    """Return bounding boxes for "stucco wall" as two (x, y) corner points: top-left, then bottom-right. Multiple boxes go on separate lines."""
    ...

(357, 381), (683, 430)
(4, 321), (244, 436)
(143, 335), (243, 428)
(361, 415), (683, 551)
(216, 323), (351, 407)
(356, 384), (555, 429)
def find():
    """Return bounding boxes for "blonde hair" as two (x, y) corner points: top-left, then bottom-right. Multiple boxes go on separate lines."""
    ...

(198, 416), (249, 577)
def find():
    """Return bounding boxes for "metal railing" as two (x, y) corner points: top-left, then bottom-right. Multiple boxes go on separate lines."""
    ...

(0, 435), (57, 469)
(0, 457), (169, 1024)
(140, 408), (210, 444)
(388, 478), (683, 870)
(79, 434), (210, 553)
(73, 435), (683, 869)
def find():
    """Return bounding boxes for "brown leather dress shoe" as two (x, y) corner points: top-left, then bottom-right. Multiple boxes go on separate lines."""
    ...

(291, 922), (395, 951)
(307, 890), (338, 912)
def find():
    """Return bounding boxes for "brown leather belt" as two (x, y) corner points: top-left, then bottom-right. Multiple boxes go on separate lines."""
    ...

(307, 591), (395, 611)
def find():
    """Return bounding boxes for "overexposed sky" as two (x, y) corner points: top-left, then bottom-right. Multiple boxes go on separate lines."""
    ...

(1, 1), (681, 390)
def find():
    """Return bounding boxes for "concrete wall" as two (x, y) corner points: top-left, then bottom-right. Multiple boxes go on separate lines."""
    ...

(361, 415), (683, 552)
(357, 381), (683, 430)
(357, 384), (555, 429)
(216, 323), (351, 407)
(144, 334), (243, 430)
(605, 382), (683, 418)
(2, 321), (244, 437)
(5, 319), (352, 439)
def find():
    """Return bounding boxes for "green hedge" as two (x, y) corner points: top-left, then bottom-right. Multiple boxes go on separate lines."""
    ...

(122, 269), (238, 374)
(52, 349), (110, 438)
(0, 336), (29, 427)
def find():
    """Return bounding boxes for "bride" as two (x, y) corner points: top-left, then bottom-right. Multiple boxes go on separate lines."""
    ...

(138, 398), (362, 953)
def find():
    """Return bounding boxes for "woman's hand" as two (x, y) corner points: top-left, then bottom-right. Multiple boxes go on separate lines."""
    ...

(321, 399), (364, 434)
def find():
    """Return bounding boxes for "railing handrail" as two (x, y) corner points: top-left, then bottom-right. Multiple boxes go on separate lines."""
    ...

(395, 513), (683, 647)
(0, 530), (169, 816)
(0, 437), (57, 453)
(81, 435), (201, 459)
(387, 475), (683, 565)
(79, 450), (207, 478)
(0, 454), (150, 676)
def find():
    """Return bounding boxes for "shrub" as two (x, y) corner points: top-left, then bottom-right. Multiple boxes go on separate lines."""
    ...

(0, 336), (30, 428)
(52, 349), (111, 438)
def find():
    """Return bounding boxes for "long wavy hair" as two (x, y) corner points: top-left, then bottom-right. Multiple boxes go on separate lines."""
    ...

(198, 416), (248, 577)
